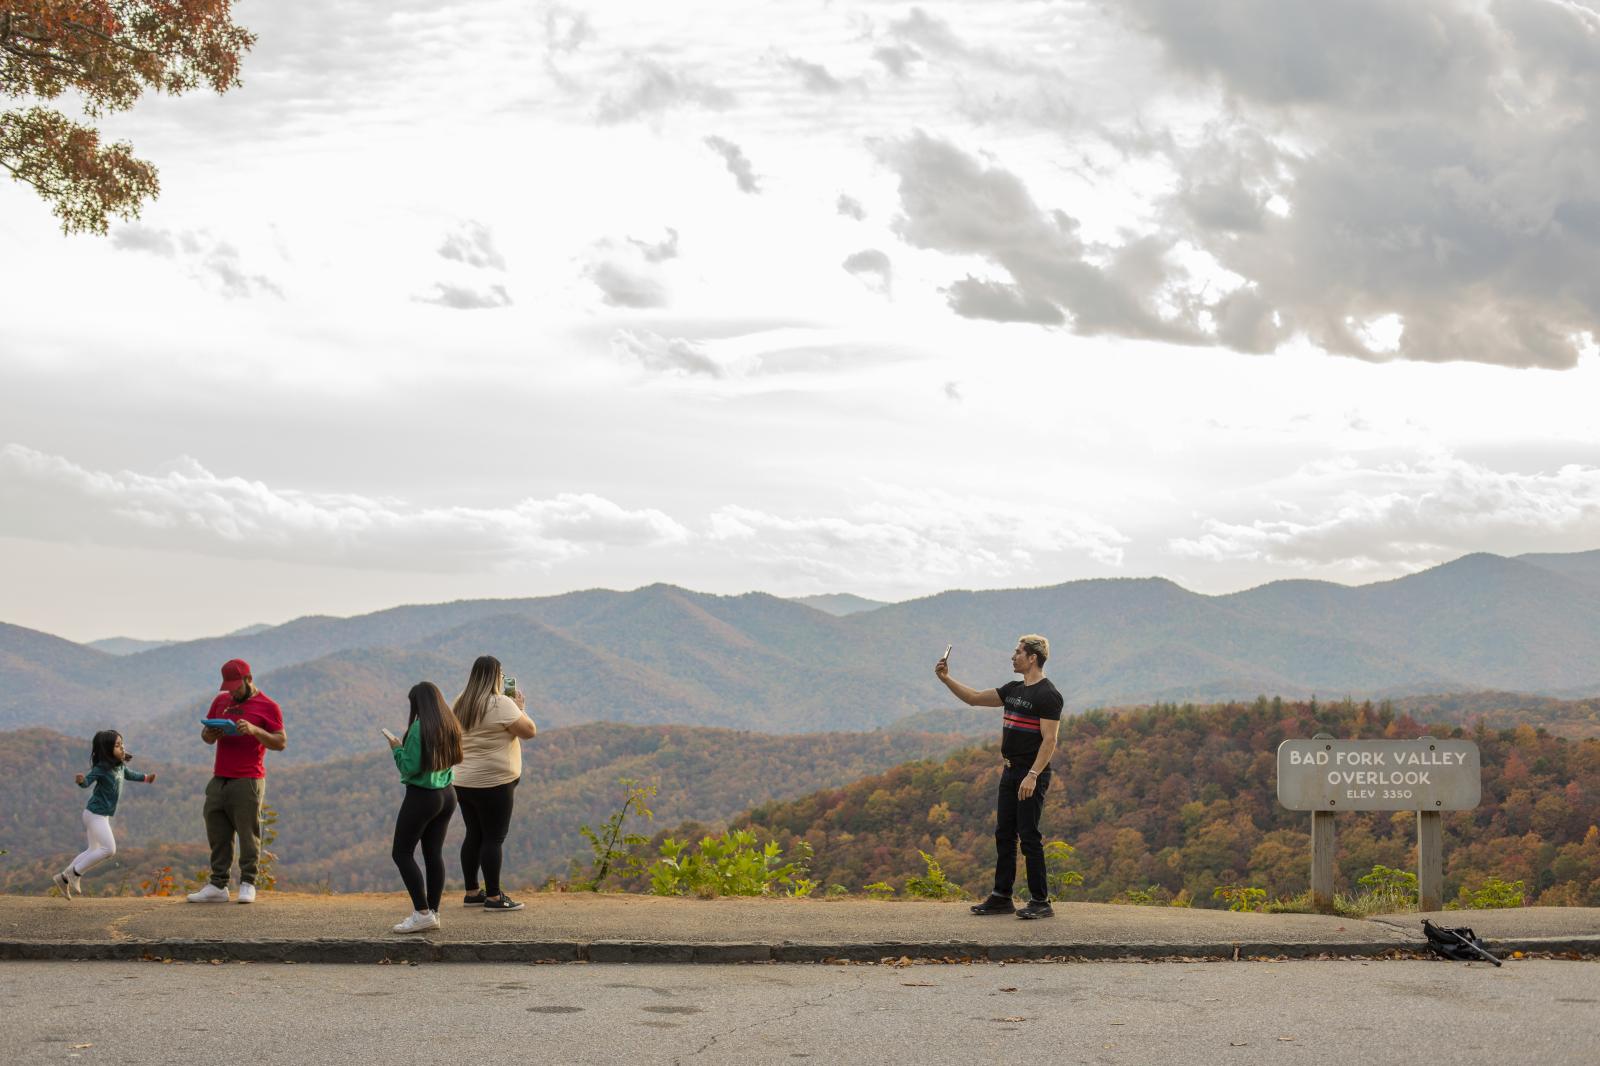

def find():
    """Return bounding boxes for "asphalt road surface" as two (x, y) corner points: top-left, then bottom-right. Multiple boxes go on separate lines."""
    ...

(2, 959), (1595, 1065)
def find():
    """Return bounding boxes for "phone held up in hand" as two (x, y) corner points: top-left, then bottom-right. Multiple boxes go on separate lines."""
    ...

(504, 675), (518, 696)
(381, 727), (399, 745)
(940, 644), (952, 664)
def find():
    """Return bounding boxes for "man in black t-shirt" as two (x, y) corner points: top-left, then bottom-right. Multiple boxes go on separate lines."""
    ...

(935, 634), (1062, 919)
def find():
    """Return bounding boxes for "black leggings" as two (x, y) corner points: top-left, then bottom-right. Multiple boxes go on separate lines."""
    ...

(392, 784), (457, 913)
(456, 779), (518, 897)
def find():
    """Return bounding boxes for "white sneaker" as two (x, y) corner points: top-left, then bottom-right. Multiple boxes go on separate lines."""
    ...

(392, 910), (440, 934)
(237, 883), (256, 904)
(52, 870), (74, 899)
(70, 871), (83, 896)
(187, 883), (230, 903)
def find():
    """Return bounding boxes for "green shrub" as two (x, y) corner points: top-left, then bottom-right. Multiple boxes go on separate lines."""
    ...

(903, 850), (969, 900)
(1043, 840), (1084, 901)
(1458, 877), (1526, 909)
(1212, 885), (1267, 912)
(864, 881), (895, 900)
(1355, 864), (1418, 912)
(647, 830), (812, 898)
(572, 779), (657, 891)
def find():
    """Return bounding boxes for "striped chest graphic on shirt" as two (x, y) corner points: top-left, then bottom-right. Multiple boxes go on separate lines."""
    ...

(1002, 692), (1042, 733)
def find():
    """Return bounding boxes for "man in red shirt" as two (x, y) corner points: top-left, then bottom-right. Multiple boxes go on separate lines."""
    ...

(187, 659), (286, 904)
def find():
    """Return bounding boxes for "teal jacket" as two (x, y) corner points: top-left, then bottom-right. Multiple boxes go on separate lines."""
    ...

(393, 724), (453, 789)
(79, 763), (147, 816)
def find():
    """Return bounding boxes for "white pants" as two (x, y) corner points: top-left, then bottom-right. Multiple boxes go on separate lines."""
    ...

(71, 810), (117, 876)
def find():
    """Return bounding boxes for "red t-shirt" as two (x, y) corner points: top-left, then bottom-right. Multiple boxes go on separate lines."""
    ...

(207, 691), (284, 779)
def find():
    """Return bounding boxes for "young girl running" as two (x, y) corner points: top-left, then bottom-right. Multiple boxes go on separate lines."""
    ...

(54, 730), (156, 898)
(387, 682), (463, 933)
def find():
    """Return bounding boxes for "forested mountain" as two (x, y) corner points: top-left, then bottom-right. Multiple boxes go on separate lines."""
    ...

(0, 723), (969, 893)
(8, 549), (1600, 743)
(727, 698), (1600, 906)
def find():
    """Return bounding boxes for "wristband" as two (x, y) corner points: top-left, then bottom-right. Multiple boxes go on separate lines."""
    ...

(1025, 769), (1038, 777)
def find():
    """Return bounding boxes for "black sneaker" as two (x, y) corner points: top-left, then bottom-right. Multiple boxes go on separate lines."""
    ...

(969, 895), (1016, 916)
(1016, 900), (1055, 920)
(483, 894), (524, 912)
(462, 891), (486, 907)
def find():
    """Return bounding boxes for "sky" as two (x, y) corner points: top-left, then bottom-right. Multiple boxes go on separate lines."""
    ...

(4, 0), (1600, 643)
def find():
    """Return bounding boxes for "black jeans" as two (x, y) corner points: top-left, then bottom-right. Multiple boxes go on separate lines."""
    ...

(392, 784), (457, 913)
(994, 764), (1051, 903)
(456, 779), (518, 897)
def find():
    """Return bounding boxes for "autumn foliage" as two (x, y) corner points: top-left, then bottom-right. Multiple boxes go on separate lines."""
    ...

(0, 1), (255, 232)
(733, 698), (1600, 907)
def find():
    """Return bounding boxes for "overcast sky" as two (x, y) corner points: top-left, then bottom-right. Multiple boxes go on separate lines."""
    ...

(4, 0), (1600, 642)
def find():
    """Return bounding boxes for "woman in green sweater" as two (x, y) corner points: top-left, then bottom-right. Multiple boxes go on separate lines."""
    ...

(54, 730), (156, 898)
(385, 682), (463, 933)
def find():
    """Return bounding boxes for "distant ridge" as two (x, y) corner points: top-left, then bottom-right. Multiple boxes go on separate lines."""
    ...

(87, 637), (175, 656)
(6, 549), (1600, 738)
(791, 593), (889, 616)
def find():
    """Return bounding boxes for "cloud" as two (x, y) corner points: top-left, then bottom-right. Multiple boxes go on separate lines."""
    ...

(437, 220), (507, 271)
(836, 194), (866, 220)
(781, 55), (848, 94)
(703, 135), (761, 194)
(708, 494), (1128, 588)
(943, 380), (962, 402)
(415, 283), (512, 310)
(0, 444), (689, 571)
(595, 60), (735, 123)
(1168, 453), (1600, 569)
(842, 249), (892, 296)
(628, 228), (680, 263)
(109, 224), (283, 299)
(872, 44), (920, 79)
(875, 131), (1199, 340)
(610, 329), (723, 377)
(1116, 0), (1600, 368)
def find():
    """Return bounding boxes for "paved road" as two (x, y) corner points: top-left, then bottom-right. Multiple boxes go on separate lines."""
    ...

(3, 959), (1596, 1065)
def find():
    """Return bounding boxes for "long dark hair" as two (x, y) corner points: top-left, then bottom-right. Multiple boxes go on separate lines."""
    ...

(451, 655), (503, 732)
(407, 682), (463, 773)
(90, 730), (123, 768)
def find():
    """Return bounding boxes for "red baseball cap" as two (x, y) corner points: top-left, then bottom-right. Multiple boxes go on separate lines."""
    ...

(220, 659), (252, 693)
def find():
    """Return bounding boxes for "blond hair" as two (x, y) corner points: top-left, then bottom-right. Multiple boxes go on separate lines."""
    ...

(1018, 634), (1050, 666)
(452, 655), (503, 732)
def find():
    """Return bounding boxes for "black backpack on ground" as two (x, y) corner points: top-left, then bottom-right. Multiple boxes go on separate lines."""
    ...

(1421, 919), (1501, 965)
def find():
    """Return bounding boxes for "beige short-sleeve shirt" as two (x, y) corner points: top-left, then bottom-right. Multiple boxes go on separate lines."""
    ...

(454, 693), (524, 788)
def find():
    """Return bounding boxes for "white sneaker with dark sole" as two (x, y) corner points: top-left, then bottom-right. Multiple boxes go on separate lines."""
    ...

(52, 871), (74, 899)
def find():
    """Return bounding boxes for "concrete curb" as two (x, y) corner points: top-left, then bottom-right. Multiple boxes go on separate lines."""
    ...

(5, 936), (1598, 964)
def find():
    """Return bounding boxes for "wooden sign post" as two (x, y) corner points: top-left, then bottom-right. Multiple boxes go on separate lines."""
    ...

(1278, 735), (1482, 914)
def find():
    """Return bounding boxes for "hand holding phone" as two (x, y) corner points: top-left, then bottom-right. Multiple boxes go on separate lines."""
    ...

(381, 727), (401, 749)
(504, 675), (518, 696)
(941, 644), (953, 663)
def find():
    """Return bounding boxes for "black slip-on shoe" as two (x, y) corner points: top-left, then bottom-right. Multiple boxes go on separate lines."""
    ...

(1015, 900), (1055, 920)
(969, 896), (1016, 916)
(462, 891), (486, 906)
(483, 894), (525, 912)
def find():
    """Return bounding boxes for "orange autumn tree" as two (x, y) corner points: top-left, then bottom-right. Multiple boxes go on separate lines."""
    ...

(0, 2), (255, 233)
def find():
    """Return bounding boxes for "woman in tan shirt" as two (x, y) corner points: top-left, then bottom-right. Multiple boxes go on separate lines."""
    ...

(451, 655), (538, 911)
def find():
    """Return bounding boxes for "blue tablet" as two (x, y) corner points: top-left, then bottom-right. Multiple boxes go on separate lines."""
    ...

(201, 717), (240, 735)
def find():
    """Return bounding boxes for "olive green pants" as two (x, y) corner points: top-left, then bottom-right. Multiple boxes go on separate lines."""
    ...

(203, 776), (265, 888)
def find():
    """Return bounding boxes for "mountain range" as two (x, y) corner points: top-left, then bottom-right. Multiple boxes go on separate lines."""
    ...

(6, 550), (1600, 766)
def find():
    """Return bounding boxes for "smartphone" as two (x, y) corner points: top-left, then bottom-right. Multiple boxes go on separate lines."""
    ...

(380, 727), (399, 744)
(504, 675), (518, 696)
(941, 644), (953, 663)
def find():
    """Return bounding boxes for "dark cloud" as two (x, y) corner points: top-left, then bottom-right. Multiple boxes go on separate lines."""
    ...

(842, 249), (892, 296)
(1123, 0), (1600, 367)
(836, 194), (866, 220)
(596, 60), (735, 123)
(437, 221), (506, 271)
(416, 283), (512, 310)
(704, 136), (761, 194)
(876, 132), (1198, 340)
